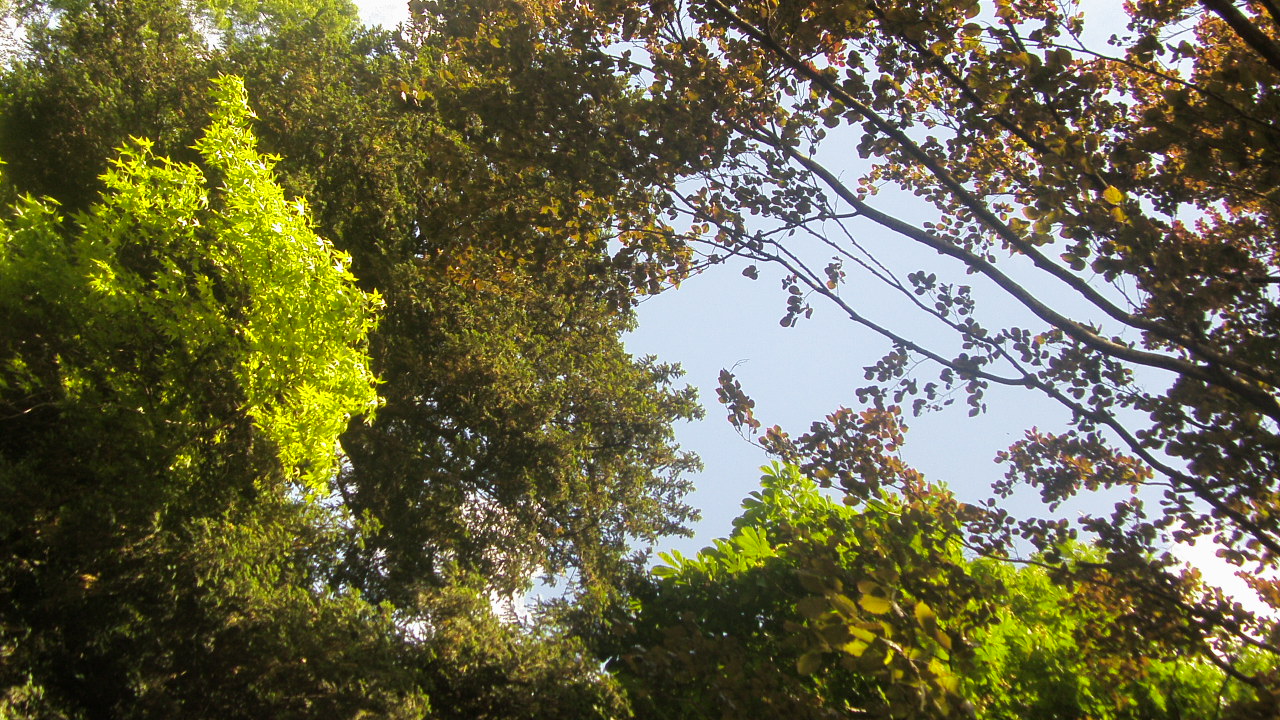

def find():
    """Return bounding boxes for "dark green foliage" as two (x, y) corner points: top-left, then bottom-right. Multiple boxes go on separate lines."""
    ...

(0, 0), (212, 212)
(0, 0), (701, 602)
(407, 583), (629, 720)
(0, 0), (703, 715)
(225, 0), (704, 601)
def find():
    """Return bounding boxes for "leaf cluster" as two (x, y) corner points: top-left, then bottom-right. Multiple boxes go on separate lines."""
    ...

(612, 463), (1278, 719)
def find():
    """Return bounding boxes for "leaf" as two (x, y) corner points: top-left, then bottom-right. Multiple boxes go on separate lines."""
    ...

(935, 629), (952, 651)
(856, 579), (880, 595)
(913, 601), (936, 625)
(840, 639), (870, 657)
(820, 624), (850, 646)
(849, 624), (878, 642)
(798, 571), (826, 594)
(858, 594), (893, 615)
(797, 595), (828, 620)
(796, 650), (824, 676)
(828, 593), (860, 617)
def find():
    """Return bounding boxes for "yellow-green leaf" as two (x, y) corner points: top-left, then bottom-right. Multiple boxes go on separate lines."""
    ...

(859, 594), (893, 615)
(840, 639), (870, 657)
(914, 601), (936, 625)
(829, 593), (860, 617)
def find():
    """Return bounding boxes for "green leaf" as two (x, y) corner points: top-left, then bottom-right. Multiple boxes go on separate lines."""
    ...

(858, 594), (893, 615)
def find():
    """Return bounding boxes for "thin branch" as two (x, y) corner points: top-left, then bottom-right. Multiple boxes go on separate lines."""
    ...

(701, 0), (1280, 401)
(740, 122), (1280, 422)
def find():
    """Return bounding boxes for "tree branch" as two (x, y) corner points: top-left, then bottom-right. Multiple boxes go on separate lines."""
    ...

(738, 122), (1280, 423)
(700, 0), (1280, 409)
(1201, 0), (1280, 75)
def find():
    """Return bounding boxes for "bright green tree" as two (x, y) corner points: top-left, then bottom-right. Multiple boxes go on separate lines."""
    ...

(606, 461), (1275, 719)
(602, 459), (986, 719)
(965, 557), (1271, 720)
(0, 74), (412, 718)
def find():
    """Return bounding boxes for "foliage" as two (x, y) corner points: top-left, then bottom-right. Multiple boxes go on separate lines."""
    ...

(0, 0), (213, 212)
(0, 63), (654, 718)
(0, 72), (380, 491)
(605, 462), (987, 719)
(0, 0), (707, 714)
(610, 463), (1277, 719)
(0, 75), (414, 718)
(407, 582), (629, 720)
(261, 0), (705, 602)
(11, 0), (1280, 715)
(965, 557), (1271, 720)
(0, 0), (704, 607)
(575, 0), (1280, 703)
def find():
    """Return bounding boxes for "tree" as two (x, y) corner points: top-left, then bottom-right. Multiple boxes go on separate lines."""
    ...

(575, 0), (1280, 699)
(965, 556), (1273, 720)
(0, 0), (710, 714)
(604, 461), (981, 719)
(605, 462), (1276, 719)
(242, 0), (705, 603)
(0, 65), (650, 720)
(0, 0), (705, 608)
(0, 74), (414, 718)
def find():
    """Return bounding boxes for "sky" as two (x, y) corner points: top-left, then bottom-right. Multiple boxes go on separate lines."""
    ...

(350, 0), (1273, 612)
(356, 0), (406, 27)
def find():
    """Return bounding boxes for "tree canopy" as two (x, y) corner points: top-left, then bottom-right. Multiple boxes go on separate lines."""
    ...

(0, 0), (705, 604)
(558, 0), (1280, 706)
(0, 73), (403, 718)
(3, 0), (1280, 717)
(0, 0), (700, 715)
